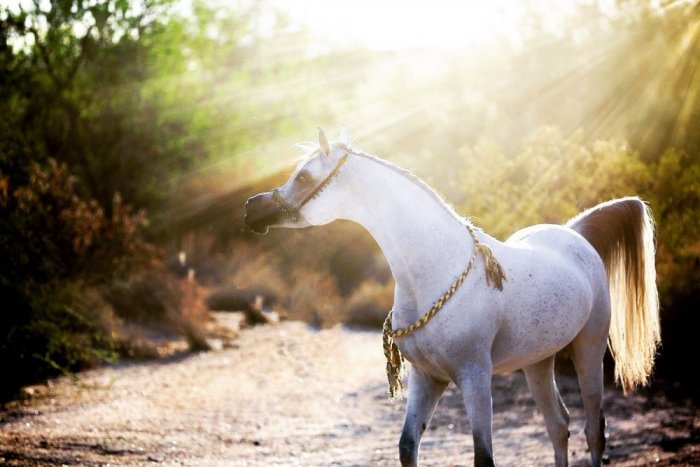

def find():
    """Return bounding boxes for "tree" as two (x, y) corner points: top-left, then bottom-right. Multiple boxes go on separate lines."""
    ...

(0, 0), (201, 214)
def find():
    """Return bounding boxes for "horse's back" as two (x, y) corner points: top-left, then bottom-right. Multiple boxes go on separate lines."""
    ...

(506, 223), (604, 277)
(507, 223), (586, 248)
(505, 223), (608, 304)
(489, 224), (607, 372)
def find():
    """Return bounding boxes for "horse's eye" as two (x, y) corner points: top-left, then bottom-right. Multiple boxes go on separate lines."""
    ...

(297, 171), (312, 185)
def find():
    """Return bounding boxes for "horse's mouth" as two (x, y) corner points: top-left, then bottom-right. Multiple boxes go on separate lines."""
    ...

(247, 222), (270, 235)
(243, 210), (272, 235)
(244, 193), (278, 235)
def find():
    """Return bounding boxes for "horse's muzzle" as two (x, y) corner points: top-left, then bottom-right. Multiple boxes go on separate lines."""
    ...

(244, 193), (279, 235)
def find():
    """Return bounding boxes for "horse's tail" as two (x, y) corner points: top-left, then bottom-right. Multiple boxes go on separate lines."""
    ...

(567, 197), (660, 393)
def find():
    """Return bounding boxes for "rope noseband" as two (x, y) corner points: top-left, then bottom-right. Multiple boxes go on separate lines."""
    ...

(383, 223), (507, 399)
(272, 154), (349, 222)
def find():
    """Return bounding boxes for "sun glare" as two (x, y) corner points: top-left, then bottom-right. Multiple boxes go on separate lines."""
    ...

(276, 0), (536, 51)
(138, 0), (700, 197)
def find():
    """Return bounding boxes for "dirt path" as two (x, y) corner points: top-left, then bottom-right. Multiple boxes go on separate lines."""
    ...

(1, 320), (698, 466)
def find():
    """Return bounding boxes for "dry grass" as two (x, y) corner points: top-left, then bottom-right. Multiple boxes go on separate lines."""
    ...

(223, 242), (289, 291)
(177, 234), (395, 330)
(344, 279), (394, 328)
(287, 267), (344, 327)
(105, 265), (211, 354)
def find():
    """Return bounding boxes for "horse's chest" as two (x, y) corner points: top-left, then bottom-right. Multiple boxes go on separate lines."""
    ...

(393, 306), (481, 381)
(396, 334), (452, 381)
(395, 335), (427, 365)
(391, 304), (442, 371)
(391, 293), (492, 381)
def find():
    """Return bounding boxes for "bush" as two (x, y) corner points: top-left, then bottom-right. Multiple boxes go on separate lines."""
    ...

(0, 283), (118, 396)
(0, 158), (154, 400)
(287, 267), (344, 328)
(105, 267), (211, 352)
(344, 280), (394, 328)
(205, 287), (277, 312)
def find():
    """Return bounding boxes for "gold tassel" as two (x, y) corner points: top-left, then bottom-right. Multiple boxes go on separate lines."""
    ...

(383, 310), (405, 400)
(475, 243), (507, 290)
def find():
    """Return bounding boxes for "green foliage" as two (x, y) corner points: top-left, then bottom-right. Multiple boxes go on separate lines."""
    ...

(441, 128), (653, 239)
(0, 0), (201, 214)
(433, 127), (700, 305)
(650, 149), (700, 253)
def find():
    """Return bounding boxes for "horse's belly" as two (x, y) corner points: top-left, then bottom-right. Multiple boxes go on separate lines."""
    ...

(491, 272), (594, 373)
(491, 314), (586, 373)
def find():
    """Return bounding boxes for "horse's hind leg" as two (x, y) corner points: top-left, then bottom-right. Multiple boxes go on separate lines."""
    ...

(399, 369), (448, 467)
(524, 355), (570, 467)
(570, 306), (609, 467)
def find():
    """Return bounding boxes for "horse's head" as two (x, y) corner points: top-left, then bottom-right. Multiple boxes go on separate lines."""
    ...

(244, 128), (352, 234)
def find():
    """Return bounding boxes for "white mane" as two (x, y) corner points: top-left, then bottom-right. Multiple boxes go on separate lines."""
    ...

(345, 145), (471, 227)
(294, 140), (469, 225)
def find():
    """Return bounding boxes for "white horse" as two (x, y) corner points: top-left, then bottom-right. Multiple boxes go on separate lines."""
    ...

(243, 128), (660, 467)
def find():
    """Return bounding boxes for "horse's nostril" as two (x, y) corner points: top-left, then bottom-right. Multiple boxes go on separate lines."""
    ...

(251, 225), (269, 235)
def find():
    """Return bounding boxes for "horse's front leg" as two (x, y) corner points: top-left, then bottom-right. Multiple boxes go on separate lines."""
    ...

(399, 369), (448, 467)
(458, 360), (495, 467)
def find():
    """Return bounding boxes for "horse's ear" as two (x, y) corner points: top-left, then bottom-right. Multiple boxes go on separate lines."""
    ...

(338, 126), (349, 145)
(318, 127), (330, 157)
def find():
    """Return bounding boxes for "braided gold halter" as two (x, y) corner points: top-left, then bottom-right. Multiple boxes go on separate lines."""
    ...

(382, 223), (507, 399)
(272, 154), (348, 222)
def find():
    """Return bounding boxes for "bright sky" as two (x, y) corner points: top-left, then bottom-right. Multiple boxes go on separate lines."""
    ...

(273, 0), (579, 51)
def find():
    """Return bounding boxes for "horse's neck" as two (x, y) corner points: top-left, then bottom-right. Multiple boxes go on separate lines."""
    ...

(341, 156), (477, 325)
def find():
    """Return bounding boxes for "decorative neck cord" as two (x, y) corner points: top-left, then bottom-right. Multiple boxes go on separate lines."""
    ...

(272, 154), (349, 222)
(382, 223), (507, 400)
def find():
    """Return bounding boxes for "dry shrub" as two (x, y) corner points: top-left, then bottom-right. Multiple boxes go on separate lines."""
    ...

(106, 269), (178, 324)
(178, 275), (211, 351)
(105, 266), (210, 352)
(0, 158), (155, 399)
(226, 242), (289, 295)
(205, 287), (276, 311)
(287, 267), (344, 327)
(173, 235), (388, 330)
(113, 330), (161, 360)
(344, 279), (394, 328)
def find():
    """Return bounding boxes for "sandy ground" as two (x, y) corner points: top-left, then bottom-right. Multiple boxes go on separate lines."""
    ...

(1, 318), (698, 466)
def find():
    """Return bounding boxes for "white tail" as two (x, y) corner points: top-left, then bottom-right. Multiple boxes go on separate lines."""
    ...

(567, 197), (660, 393)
